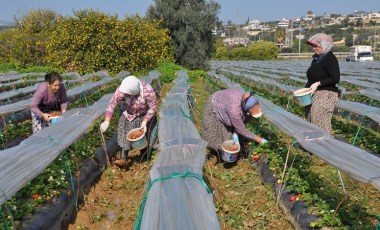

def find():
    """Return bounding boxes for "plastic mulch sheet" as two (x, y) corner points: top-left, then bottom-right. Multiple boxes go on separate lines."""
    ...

(0, 94), (113, 205)
(210, 65), (380, 191)
(219, 69), (379, 123)
(137, 70), (220, 230)
(258, 97), (380, 190)
(359, 88), (380, 101)
(140, 144), (219, 230)
(336, 100), (380, 124)
(343, 78), (380, 89)
(0, 71), (125, 116)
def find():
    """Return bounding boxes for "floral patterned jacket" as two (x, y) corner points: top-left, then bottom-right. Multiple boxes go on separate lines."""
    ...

(105, 82), (157, 122)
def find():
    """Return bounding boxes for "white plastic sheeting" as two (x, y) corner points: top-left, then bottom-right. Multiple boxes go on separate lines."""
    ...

(138, 70), (220, 230)
(258, 97), (380, 190)
(209, 64), (380, 191)
(0, 93), (113, 205)
(336, 100), (380, 124)
(219, 68), (380, 124)
(0, 71), (127, 116)
(359, 88), (380, 101)
(0, 84), (38, 101)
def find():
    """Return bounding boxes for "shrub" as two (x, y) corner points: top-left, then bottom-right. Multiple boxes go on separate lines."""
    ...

(45, 10), (174, 74)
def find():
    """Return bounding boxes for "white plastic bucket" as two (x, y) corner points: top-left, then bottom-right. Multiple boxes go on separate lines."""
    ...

(293, 88), (312, 106)
(221, 140), (240, 163)
(127, 128), (147, 150)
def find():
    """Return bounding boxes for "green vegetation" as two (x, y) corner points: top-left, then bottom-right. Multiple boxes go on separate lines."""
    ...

(213, 40), (280, 60)
(147, 0), (220, 69)
(0, 10), (173, 75)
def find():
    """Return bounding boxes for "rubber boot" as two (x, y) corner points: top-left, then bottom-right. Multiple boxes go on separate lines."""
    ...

(114, 149), (128, 168)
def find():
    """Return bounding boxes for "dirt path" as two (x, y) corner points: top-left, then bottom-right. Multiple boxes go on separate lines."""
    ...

(69, 152), (151, 230)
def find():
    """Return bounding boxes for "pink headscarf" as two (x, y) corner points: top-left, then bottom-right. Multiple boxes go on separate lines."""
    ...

(307, 33), (334, 54)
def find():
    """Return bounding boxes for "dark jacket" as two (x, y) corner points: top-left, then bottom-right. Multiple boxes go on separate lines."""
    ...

(306, 51), (340, 93)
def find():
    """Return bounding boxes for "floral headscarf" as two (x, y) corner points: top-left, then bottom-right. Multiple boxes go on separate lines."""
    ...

(307, 33), (333, 54)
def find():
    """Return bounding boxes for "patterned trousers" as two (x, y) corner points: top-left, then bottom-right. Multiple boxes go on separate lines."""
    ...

(305, 90), (338, 136)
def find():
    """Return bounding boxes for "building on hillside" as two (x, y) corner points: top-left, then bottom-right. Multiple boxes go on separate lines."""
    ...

(333, 37), (346, 46)
(248, 20), (261, 30)
(223, 37), (250, 47)
(322, 13), (331, 20)
(302, 10), (315, 21)
(365, 12), (380, 24)
(277, 18), (289, 28)
(353, 10), (368, 17)
(246, 30), (261, 36)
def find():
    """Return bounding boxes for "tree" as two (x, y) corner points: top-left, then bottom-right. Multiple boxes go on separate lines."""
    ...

(147, 0), (221, 69)
(275, 27), (286, 44)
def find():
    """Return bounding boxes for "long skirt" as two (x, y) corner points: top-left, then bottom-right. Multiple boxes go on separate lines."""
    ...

(202, 97), (233, 151)
(31, 112), (50, 134)
(305, 90), (338, 136)
(117, 114), (156, 151)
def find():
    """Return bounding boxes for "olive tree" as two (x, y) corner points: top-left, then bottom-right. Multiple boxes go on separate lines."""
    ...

(147, 0), (220, 69)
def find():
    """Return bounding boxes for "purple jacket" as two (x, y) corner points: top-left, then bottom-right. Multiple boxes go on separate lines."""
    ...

(212, 89), (257, 141)
(30, 82), (68, 117)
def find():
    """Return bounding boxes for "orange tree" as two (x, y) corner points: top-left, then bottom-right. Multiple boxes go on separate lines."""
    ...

(0, 9), (59, 66)
(45, 10), (173, 74)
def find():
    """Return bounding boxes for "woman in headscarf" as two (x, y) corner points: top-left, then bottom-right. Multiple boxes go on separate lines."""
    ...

(100, 75), (158, 167)
(202, 89), (268, 164)
(30, 72), (68, 133)
(305, 33), (340, 135)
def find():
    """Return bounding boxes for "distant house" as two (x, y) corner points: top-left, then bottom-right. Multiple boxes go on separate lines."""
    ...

(223, 37), (250, 47)
(365, 12), (380, 24)
(277, 18), (289, 28)
(333, 37), (346, 46)
(353, 10), (367, 17)
(303, 10), (315, 21)
(248, 20), (261, 30)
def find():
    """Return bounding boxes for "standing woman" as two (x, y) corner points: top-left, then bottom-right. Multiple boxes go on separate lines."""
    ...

(202, 89), (267, 163)
(305, 33), (340, 135)
(30, 72), (68, 133)
(100, 76), (157, 166)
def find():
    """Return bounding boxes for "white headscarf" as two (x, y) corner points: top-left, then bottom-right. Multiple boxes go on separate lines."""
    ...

(307, 33), (334, 54)
(119, 75), (141, 95)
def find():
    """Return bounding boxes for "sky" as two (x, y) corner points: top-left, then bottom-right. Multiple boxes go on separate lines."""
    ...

(0, 0), (379, 24)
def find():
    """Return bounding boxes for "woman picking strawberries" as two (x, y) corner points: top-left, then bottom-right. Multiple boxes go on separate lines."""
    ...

(30, 72), (68, 133)
(100, 75), (158, 168)
(202, 89), (268, 164)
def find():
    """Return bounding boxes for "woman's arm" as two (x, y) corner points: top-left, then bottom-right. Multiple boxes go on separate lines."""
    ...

(320, 54), (340, 87)
(229, 112), (262, 143)
(142, 85), (158, 122)
(60, 84), (68, 113)
(104, 88), (124, 121)
(30, 88), (44, 117)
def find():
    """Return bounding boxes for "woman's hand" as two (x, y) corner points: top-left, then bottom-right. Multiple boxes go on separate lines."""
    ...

(256, 137), (268, 144)
(41, 113), (51, 121)
(309, 81), (321, 93)
(100, 121), (110, 133)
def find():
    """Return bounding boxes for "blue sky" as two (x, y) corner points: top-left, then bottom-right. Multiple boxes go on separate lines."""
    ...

(0, 0), (379, 24)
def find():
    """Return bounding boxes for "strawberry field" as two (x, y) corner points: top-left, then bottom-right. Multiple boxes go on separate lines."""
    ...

(0, 60), (380, 230)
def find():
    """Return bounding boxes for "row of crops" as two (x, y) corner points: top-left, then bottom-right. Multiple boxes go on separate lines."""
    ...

(208, 60), (380, 228)
(0, 70), (135, 228)
(1, 61), (379, 229)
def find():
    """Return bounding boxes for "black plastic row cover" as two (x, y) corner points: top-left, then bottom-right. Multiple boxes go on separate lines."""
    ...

(21, 133), (119, 230)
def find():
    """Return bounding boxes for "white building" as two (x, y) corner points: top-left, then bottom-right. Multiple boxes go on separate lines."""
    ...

(278, 18), (289, 28)
(248, 20), (261, 30)
(223, 37), (250, 47)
